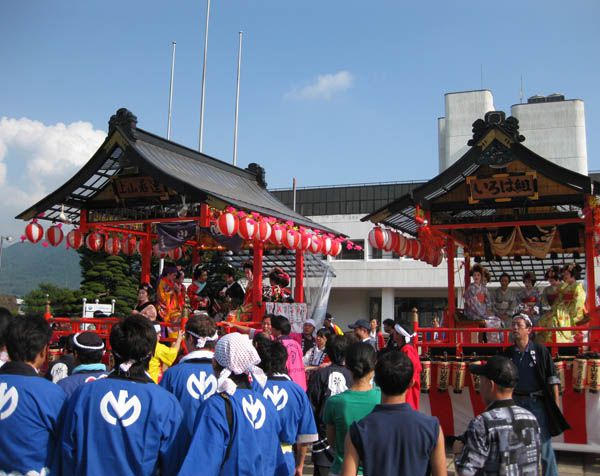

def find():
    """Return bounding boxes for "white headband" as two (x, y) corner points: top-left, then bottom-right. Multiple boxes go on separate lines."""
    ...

(187, 330), (219, 349)
(73, 333), (105, 351)
(394, 324), (416, 344)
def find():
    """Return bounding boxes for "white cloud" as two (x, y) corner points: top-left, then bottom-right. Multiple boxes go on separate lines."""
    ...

(0, 117), (106, 238)
(285, 70), (354, 101)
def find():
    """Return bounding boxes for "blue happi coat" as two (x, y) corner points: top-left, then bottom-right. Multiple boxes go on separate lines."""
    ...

(58, 372), (185, 476)
(178, 385), (282, 476)
(262, 375), (318, 476)
(57, 364), (108, 398)
(0, 361), (67, 475)
(160, 350), (217, 434)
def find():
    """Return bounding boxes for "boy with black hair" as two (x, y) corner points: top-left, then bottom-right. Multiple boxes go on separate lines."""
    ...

(0, 315), (67, 475)
(342, 351), (446, 476)
(58, 315), (185, 476)
(307, 335), (353, 476)
(270, 314), (307, 390)
(160, 315), (219, 434)
(58, 331), (108, 397)
(256, 339), (318, 476)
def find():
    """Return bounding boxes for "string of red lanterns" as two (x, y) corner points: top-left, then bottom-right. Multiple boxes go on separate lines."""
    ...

(368, 226), (445, 267)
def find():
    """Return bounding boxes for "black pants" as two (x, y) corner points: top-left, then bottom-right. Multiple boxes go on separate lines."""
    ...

(313, 465), (331, 476)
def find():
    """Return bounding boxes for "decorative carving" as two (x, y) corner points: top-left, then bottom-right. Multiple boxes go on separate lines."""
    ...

(467, 111), (525, 147)
(246, 163), (268, 188)
(467, 111), (526, 167)
(108, 108), (138, 141)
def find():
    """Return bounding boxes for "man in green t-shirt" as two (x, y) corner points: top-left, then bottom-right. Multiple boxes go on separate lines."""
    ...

(324, 342), (381, 475)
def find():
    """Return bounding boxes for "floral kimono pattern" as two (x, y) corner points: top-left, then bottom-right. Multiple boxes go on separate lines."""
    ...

(464, 283), (501, 342)
(492, 287), (516, 326)
(157, 277), (182, 327)
(516, 287), (541, 324)
(538, 281), (586, 343)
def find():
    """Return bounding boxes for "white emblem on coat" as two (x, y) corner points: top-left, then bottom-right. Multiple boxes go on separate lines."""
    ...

(100, 390), (142, 427)
(263, 385), (289, 411)
(0, 383), (18, 420)
(84, 374), (108, 384)
(327, 371), (348, 396)
(242, 395), (266, 429)
(186, 372), (217, 400)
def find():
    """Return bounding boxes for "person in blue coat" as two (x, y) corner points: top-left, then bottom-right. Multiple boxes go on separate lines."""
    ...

(0, 315), (67, 475)
(58, 315), (186, 476)
(160, 314), (218, 434)
(178, 332), (283, 476)
(255, 337), (318, 476)
(58, 331), (108, 398)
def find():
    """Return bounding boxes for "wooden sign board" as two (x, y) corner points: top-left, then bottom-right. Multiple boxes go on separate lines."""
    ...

(113, 176), (168, 199)
(466, 172), (538, 204)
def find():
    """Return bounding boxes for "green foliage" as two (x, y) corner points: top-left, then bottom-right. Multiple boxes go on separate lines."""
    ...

(22, 282), (82, 317)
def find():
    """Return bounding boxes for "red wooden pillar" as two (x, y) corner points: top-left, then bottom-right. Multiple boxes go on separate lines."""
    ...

(295, 251), (305, 303)
(79, 209), (89, 233)
(199, 203), (210, 228)
(584, 199), (597, 328)
(141, 224), (152, 285)
(252, 240), (264, 322)
(447, 238), (455, 327)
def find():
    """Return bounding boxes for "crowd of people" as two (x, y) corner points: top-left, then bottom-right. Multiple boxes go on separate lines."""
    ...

(464, 263), (587, 344)
(0, 297), (571, 476)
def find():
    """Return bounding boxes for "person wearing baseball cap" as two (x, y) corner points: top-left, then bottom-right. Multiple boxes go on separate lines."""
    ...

(455, 356), (542, 475)
(348, 319), (371, 345)
(57, 331), (108, 397)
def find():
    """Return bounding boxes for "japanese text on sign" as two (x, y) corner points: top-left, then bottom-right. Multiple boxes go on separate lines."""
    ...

(466, 173), (538, 204)
(113, 177), (168, 198)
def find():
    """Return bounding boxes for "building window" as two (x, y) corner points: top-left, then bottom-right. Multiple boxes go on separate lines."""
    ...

(336, 240), (364, 260)
(369, 245), (382, 259)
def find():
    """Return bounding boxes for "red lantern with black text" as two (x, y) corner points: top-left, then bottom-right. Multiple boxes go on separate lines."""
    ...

(25, 221), (44, 244)
(46, 225), (64, 247)
(86, 233), (104, 252)
(216, 213), (239, 237)
(66, 229), (84, 249)
(238, 217), (257, 240)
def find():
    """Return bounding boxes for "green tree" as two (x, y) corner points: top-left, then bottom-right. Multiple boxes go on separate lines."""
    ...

(22, 283), (82, 317)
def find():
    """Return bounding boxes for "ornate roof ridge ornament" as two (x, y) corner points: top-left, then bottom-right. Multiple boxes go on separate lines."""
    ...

(108, 108), (138, 141)
(468, 111), (526, 167)
(246, 162), (268, 188)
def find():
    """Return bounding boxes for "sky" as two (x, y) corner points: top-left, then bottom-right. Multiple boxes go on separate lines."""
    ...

(1, 0), (599, 241)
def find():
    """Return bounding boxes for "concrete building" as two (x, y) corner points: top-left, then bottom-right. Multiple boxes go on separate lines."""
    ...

(272, 90), (593, 330)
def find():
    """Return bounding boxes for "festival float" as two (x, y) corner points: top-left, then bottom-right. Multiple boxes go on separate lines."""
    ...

(363, 111), (600, 452)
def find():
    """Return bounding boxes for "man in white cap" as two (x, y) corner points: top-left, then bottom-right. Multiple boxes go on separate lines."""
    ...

(179, 332), (283, 476)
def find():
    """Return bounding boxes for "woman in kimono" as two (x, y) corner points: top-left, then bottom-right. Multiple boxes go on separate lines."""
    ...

(539, 263), (586, 343)
(516, 272), (542, 325)
(464, 265), (502, 342)
(156, 266), (183, 333)
(492, 272), (516, 329)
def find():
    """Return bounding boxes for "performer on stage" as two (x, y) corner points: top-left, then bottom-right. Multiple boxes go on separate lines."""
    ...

(265, 267), (293, 303)
(492, 273), (516, 329)
(187, 266), (211, 313)
(539, 263), (586, 343)
(464, 265), (502, 340)
(157, 266), (183, 330)
(516, 272), (542, 325)
(215, 267), (245, 321)
(132, 283), (158, 321)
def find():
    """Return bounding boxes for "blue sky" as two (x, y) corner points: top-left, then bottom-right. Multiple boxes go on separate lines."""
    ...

(1, 0), (599, 238)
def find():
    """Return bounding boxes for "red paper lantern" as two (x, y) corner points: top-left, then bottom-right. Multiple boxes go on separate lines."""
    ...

(105, 236), (121, 255)
(297, 232), (312, 251)
(321, 236), (332, 255)
(309, 235), (322, 254)
(86, 233), (104, 252)
(25, 222), (44, 244)
(384, 231), (399, 252)
(216, 213), (239, 237)
(238, 217), (257, 241)
(46, 225), (64, 247)
(66, 229), (84, 249)
(152, 244), (168, 259)
(329, 240), (342, 257)
(368, 227), (388, 250)
(397, 234), (408, 256)
(284, 229), (300, 249)
(269, 225), (285, 245)
(121, 236), (137, 256)
(433, 249), (444, 267)
(168, 247), (183, 261)
(255, 221), (272, 242)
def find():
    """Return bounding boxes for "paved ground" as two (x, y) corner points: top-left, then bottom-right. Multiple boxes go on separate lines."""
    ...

(301, 451), (600, 475)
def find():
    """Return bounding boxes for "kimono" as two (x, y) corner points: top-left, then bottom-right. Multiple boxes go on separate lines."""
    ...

(400, 343), (422, 411)
(187, 280), (210, 312)
(59, 373), (185, 476)
(58, 364), (108, 398)
(160, 350), (217, 435)
(492, 287), (516, 326)
(179, 387), (283, 476)
(261, 375), (318, 476)
(516, 287), (542, 324)
(464, 283), (502, 342)
(157, 276), (183, 327)
(0, 361), (67, 475)
(538, 281), (586, 343)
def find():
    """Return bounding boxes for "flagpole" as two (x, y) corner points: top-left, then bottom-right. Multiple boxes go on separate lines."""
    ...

(198, 0), (211, 152)
(233, 31), (243, 166)
(167, 41), (176, 141)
